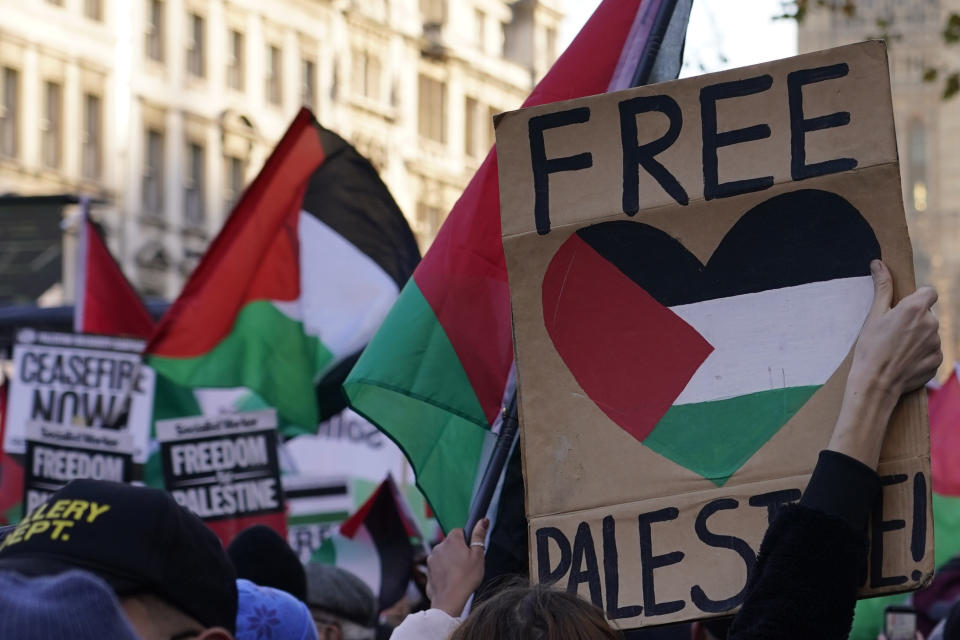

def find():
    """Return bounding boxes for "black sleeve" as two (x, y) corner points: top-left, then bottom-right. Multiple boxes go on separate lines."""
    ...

(727, 451), (881, 640)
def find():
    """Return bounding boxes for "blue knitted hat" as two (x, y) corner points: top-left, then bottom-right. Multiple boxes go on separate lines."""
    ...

(0, 569), (139, 639)
(236, 578), (319, 640)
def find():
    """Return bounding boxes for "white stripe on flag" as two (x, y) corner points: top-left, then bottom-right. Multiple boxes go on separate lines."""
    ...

(670, 276), (874, 405)
(273, 212), (399, 363)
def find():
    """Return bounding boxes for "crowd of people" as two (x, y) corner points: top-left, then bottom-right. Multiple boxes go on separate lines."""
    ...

(0, 259), (950, 639)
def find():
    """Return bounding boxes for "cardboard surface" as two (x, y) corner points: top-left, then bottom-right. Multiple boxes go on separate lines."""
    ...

(496, 42), (932, 628)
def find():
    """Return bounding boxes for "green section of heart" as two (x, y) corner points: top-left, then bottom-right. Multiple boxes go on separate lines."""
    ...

(643, 385), (820, 485)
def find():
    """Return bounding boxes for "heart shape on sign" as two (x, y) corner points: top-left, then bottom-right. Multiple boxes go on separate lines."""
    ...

(541, 189), (881, 484)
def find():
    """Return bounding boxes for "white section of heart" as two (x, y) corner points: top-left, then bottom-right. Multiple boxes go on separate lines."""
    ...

(272, 211), (399, 366)
(669, 275), (874, 405)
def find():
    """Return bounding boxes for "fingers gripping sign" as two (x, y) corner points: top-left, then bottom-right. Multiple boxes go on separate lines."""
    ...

(830, 260), (942, 469)
(426, 518), (490, 618)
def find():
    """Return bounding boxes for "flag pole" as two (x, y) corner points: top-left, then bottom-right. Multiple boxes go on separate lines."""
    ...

(464, 390), (518, 539)
(461, 0), (689, 541)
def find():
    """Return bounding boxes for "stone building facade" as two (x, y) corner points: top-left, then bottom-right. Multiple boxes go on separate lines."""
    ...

(798, 0), (960, 372)
(0, 0), (562, 298)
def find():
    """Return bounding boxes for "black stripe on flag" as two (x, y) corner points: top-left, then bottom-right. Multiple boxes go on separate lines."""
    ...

(577, 189), (881, 307)
(363, 483), (416, 611)
(301, 123), (421, 290)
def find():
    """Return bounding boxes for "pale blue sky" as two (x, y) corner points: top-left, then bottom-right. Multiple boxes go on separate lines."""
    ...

(560, 0), (798, 77)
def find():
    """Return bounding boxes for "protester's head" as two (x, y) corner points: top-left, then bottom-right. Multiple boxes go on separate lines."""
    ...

(0, 569), (140, 639)
(236, 578), (319, 640)
(305, 563), (378, 640)
(228, 524), (307, 601)
(0, 479), (238, 640)
(449, 582), (622, 640)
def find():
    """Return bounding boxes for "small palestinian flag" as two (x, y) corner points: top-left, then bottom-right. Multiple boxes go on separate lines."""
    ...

(147, 110), (420, 434)
(543, 189), (881, 483)
(312, 476), (421, 611)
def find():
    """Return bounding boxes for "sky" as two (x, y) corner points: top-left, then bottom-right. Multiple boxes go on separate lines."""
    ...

(559, 0), (798, 78)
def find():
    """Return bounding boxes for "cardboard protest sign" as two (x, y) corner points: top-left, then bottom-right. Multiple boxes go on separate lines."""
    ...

(22, 421), (133, 515)
(155, 409), (285, 545)
(4, 330), (155, 463)
(495, 41), (931, 628)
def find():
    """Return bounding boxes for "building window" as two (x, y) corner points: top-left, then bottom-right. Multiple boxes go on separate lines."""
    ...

(82, 94), (102, 180)
(42, 81), (62, 169)
(465, 97), (479, 157)
(418, 75), (446, 143)
(351, 49), (381, 101)
(0, 67), (18, 159)
(85, 0), (102, 20)
(146, 0), (164, 62)
(225, 155), (245, 211)
(143, 129), (164, 216)
(416, 201), (444, 240)
(187, 13), (205, 78)
(266, 45), (282, 106)
(909, 122), (927, 212)
(420, 0), (445, 24)
(475, 9), (486, 51)
(184, 141), (205, 227)
(545, 26), (557, 61)
(227, 30), (245, 90)
(301, 58), (316, 109)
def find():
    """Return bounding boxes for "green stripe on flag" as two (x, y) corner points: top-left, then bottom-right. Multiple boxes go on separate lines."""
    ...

(345, 280), (493, 532)
(149, 300), (334, 433)
(645, 386), (820, 485)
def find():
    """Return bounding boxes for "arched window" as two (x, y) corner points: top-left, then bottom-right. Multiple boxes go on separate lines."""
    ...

(909, 121), (928, 212)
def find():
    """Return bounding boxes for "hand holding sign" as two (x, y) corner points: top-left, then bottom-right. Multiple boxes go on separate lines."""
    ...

(829, 261), (941, 469)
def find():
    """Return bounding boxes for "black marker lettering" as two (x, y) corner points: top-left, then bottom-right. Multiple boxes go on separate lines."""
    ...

(749, 489), (802, 525)
(603, 516), (642, 620)
(691, 499), (757, 613)
(529, 108), (593, 235)
(912, 472), (927, 563)
(619, 95), (689, 212)
(700, 75), (775, 200)
(638, 507), (685, 617)
(536, 527), (572, 585)
(870, 474), (908, 588)
(787, 63), (857, 180)
(567, 522), (602, 608)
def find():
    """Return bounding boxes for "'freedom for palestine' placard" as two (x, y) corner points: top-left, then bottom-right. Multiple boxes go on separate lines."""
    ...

(156, 410), (283, 524)
(23, 421), (134, 515)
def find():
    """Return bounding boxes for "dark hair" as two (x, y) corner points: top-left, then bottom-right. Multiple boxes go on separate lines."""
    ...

(227, 525), (307, 602)
(450, 582), (623, 640)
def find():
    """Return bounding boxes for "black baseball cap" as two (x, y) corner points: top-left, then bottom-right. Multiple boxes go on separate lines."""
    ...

(0, 479), (237, 632)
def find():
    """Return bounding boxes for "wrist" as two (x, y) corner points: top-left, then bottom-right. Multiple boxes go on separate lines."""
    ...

(432, 591), (471, 618)
(828, 370), (901, 469)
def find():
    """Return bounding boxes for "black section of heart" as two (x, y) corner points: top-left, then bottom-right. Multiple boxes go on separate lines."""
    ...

(575, 189), (881, 308)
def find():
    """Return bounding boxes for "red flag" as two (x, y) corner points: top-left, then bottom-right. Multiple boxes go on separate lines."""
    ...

(929, 367), (960, 497)
(73, 199), (155, 339)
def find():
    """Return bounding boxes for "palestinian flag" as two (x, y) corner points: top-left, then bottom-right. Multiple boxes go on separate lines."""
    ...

(543, 190), (880, 484)
(147, 110), (420, 435)
(344, 0), (665, 532)
(849, 368), (960, 639)
(312, 475), (421, 611)
(74, 198), (156, 340)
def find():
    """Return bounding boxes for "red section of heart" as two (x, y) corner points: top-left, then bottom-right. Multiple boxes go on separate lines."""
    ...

(542, 234), (714, 443)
